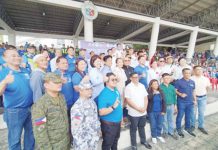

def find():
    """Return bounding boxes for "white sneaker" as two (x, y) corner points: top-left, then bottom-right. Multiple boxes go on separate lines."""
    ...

(152, 138), (157, 144)
(157, 136), (165, 143)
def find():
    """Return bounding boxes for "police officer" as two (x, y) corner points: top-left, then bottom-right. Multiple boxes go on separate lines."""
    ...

(71, 81), (101, 150)
(31, 73), (70, 150)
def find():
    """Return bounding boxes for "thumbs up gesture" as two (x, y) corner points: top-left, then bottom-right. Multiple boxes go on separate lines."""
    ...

(4, 71), (14, 84)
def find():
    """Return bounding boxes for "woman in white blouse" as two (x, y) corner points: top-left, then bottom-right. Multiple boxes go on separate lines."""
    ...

(147, 60), (161, 85)
(112, 58), (127, 103)
(89, 55), (106, 102)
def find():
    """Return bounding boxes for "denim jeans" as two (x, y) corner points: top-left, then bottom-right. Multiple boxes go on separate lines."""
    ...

(101, 121), (121, 150)
(128, 115), (147, 146)
(163, 104), (175, 134)
(190, 96), (207, 128)
(3, 108), (35, 150)
(148, 112), (164, 138)
(176, 101), (193, 130)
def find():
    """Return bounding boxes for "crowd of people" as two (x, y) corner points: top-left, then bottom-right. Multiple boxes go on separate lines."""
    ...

(0, 42), (217, 150)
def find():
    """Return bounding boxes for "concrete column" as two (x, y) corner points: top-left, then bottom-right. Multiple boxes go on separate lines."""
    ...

(84, 18), (93, 42)
(186, 27), (198, 62)
(8, 32), (16, 46)
(149, 17), (160, 60)
(213, 36), (218, 57)
(74, 38), (79, 47)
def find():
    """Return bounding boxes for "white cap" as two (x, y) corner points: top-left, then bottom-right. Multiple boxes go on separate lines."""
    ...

(33, 54), (44, 63)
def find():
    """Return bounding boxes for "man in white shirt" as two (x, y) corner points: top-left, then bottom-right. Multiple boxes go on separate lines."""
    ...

(190, 65), (211, 134)
(125, 72), (152, 150)
(50, 49), (62, 72)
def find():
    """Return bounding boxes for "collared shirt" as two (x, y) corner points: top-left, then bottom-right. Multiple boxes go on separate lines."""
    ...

(89, 68), (104, 100)
(191, 75), (210, 96)
(125, 82), (148, 117)
(134, 65), (149, 88)
(72, 71), (86, 103)
(65, 55), (76, 75)
(101, 65), (112, 76)
(147, 68), (161, 84)
(54, 70), (74, 109)
(98, 87), (123, 123)
(175, 78), (195, 103)
(50, 57), (58, 72)
(30, 69), (46, 102)
(160, 83), (177, 105)
(0, 67), (33, 108)
(174, 65), (192, 80)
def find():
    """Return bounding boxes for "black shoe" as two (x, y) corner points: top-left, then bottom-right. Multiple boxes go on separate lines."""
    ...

(177, 130), (184, 138)
(141, 142), (152, 149)
(184, 129), (196, 137)
(198, 127), (208, 135)
(168, 133), (178, 140)
(190, 126), (195, 132)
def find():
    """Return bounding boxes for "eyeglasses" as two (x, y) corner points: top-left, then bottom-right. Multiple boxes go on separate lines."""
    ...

(110, 78), (118, 82)
(124, 60), (130, 62)
(159, 60), (165, 62)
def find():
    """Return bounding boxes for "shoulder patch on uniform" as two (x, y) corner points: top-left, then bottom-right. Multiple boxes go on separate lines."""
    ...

(34, 117), (47, 126)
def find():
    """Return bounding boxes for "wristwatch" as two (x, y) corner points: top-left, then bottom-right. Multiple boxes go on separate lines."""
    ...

(111, 106), (115, 110)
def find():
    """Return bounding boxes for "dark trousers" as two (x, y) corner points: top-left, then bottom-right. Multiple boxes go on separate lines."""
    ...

(128, 115), (147, 146)
(101, 120), (121, 150)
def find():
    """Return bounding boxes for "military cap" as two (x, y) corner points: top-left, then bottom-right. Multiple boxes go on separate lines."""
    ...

(44, 72), (62, 84)
(78, 81), (93, 90)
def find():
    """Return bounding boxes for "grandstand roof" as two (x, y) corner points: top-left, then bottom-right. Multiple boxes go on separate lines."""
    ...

(0, 0), (218, 45)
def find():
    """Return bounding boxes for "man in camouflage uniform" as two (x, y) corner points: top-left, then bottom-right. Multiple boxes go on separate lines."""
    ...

(31, 73), (70, 150)
(71, 81), (101, 150)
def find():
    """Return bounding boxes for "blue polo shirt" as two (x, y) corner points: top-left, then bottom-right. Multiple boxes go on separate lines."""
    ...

(54, 70), (74, 109)
(0, 56), (5, 65)
(0, 48), (5, 56)
(98, 87), (123, 123)
(134, 65), (149, 88)
(0, 67), (33, 108)
(72, 71), (86, 103)
(65, 55), (76, 75)
(175, 78), (195, 103)
(18, 49), (26, 56)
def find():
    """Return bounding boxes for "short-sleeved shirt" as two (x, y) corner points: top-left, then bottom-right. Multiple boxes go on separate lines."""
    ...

(72, 71), (85, 103)
(134, 65), (149, 88)
(98, 87), (123, 123)
(0, 67), (33, 108)
(65, 55), (76, 75)
(191, 76), (210, 96)
(0, 56), (5, 65)
(175, 78), (195, 103)
(54, 70), (74, 109)
(160, 83), (177, 105)
(125, 82), (148, 117)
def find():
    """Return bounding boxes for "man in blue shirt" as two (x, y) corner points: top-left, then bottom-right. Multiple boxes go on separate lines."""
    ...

(98, 72), (123, 150)
(65, 47), (76, 75)
(0, 45), (34, 150)
(134, 56), (149, 89)
(54, 56), (74, 111)
(101, 55), (112, 76)
(175, 68), (197, 138)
